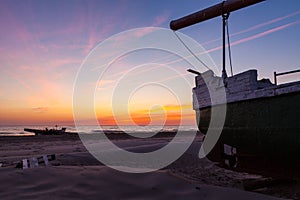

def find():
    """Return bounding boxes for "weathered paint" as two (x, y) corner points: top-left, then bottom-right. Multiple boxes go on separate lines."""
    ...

(192, 69), (300, 176)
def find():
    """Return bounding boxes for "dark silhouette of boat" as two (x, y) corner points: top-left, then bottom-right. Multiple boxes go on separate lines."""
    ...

(24, 127), (66, 135)
(170, 0), (300, 177)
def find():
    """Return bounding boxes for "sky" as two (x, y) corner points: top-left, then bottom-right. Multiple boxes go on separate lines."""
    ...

(0, 0), (300, 126)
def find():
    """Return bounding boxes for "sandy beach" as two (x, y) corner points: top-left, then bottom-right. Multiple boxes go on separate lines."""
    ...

(0, 133), (299, 200)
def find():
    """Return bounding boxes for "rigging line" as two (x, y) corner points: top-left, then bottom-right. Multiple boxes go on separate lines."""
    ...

(173, 31), (212, 72)
(226, 17), (234, 76)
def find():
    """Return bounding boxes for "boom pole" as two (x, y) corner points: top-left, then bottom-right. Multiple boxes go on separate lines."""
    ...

(170, 0), (265, 80)
(170, 0), (265, 31)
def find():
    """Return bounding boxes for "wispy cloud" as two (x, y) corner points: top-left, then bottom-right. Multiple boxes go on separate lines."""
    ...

(206, 20), (300, 54)
(86, 17), (300, 92)
(202, 10), (300, 45)
(97, 79), (116, 90)
(101, 12), (170, 47)
(32, 107), (48, 113)
(151, 12), (169, 27)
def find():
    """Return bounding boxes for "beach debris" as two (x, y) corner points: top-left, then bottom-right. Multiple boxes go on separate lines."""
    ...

(223, 144), (237, 168)
(20, 154), (56, 169)
(0, 154), (56, 169)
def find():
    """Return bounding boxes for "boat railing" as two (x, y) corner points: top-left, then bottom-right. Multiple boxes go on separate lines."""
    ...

(274, 69), (300, 85)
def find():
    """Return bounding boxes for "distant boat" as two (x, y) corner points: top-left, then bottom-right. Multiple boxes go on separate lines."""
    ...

(170, 0), (300, 177)
(24, 127), (66, 135)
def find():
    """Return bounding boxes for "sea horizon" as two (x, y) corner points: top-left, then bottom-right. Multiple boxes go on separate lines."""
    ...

(0, 124), (198, 136)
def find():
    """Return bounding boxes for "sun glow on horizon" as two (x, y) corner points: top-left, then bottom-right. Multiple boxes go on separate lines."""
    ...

(96, 104), (195, 126)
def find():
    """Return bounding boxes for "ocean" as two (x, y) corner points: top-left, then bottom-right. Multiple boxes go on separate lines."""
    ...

(0, 125), (198, 136)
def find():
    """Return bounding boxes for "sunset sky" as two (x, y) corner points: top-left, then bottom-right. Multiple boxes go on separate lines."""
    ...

(0, 0), (300, 126)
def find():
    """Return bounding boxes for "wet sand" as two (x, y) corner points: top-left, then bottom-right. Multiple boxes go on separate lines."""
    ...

(0, 133), (298, 199)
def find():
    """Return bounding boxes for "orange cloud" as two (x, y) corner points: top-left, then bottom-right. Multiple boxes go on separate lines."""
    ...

(0, 105), (74, 126)
(32, 107), (48, 113)
(96, 104), (194, 126)
(0, 103), (195, 126)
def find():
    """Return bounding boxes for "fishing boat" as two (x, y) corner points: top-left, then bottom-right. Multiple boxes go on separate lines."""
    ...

(170, 0), (300, 177)
(24, 127), (66, 135)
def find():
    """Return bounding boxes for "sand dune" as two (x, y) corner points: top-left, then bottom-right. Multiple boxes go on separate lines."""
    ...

(0, 166), (284, 200)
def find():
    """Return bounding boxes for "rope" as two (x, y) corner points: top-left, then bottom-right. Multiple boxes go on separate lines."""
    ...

(173, 31), (212, 72)
(226, 18), (234, 76)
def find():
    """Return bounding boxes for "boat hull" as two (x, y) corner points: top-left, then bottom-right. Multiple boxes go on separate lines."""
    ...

(197, 91), (300, 176)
